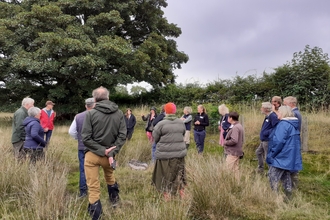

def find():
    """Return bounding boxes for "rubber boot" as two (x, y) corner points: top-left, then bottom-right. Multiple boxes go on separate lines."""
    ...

(87, 200), (102, 220)
(186, 144), (189, 149)
(107, 182), (120, 208)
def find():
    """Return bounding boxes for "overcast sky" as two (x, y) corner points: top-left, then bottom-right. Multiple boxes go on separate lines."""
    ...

(162, 0), (330, 85)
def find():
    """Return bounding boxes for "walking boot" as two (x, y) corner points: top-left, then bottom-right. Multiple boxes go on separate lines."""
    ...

(87, 200), (102, 220)
(107, 182), (120, 208)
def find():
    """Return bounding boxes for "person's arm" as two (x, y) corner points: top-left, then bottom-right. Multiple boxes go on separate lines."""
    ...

(15, 112), (27, 141)
(182, 115), (192, 123)
(153, 114), (165, 126)
(30, 123), (46, 147)
(199, 114), (209, 126)
(82, 111), (107, 156)
(224, 125), (239, 146)
(131, 115), (136, 127)
(108, 114), (127, 157)
(68, 117), (78, 139)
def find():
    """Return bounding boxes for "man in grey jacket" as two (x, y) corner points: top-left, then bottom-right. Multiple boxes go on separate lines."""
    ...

(11, 97), (34, 160)
(82, 87), (126, 219)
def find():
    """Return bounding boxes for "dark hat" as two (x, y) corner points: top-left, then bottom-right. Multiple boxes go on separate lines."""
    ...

(45, 100), (55, 106)
(164, 102), (176, 114)
(150, 106), (157, 111)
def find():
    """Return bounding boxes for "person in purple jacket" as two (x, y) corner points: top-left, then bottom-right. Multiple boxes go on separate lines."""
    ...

(22, 107), (47, 164)
(69, 97), (95, 198)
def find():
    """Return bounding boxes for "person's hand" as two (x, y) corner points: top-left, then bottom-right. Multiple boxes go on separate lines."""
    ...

(105, 146), (116, 157)
(44, 127), (49, 132)
(108, 156), (114, 166)
(180, 117), (184, 121)
(195, 120), (200, 125)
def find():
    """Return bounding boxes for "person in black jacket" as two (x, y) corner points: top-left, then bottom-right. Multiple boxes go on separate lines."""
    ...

(125, 108), (136, 140)
(193, 105), (209, 154)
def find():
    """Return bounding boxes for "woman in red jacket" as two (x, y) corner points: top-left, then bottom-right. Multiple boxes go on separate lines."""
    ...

(40, 100), (56, 144)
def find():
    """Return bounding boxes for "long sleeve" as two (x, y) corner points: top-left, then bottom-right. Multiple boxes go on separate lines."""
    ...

(68, 117), (78, 139)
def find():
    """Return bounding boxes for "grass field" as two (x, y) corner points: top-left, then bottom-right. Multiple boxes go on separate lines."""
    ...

(0, 106), (329, 220)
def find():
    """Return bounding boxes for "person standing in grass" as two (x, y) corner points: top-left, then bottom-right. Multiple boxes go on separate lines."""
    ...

(266, 106), (302, 200)
(22, 107), (47, 164)
(141, 106), (157, 143)
(180, 106), (192, 149)
(218, 104), (231, 147)
(69, 97), (95, 198)
(11, 97), (35, 160)
(40, 100), (56, 144)
(124, 108), (136, 141)
(152, 102), (187, 201)
(283, 96), (302, 189)
(224, 112), (244, 180)
(82, 86), (126, 219)
(193, 105), (209, 154)
(255, 102), (279, 174)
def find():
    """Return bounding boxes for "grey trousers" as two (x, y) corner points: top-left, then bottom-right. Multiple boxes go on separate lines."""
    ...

(256, 141), (268, 170)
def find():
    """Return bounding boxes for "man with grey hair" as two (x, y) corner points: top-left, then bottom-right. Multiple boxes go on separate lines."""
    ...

(69, 97), (95, 198)
(256, 102), (279, 174)
(283, 96), (302, 131)
(283, 96), (302, 189)
(11, 97), (35, 160)
(82, 87), (126, 219)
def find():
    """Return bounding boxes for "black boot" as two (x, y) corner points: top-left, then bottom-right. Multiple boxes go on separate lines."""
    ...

(107, 182), (120, 208)
(87, 200), (102, 220)
(186, 144), (189, 149)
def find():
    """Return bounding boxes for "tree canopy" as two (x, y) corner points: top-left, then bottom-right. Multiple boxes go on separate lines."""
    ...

(0, 0), (188, 113)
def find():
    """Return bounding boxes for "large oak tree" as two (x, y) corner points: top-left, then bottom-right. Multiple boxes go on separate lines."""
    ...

(0, 0), (188, 113)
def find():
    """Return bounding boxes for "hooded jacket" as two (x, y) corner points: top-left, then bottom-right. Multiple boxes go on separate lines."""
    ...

(23, 117), (46, 149)
(152, 115), (187, 160)
(40, 108), (56, 130)
(82, 100), (126, 157)
(11, 106), (28, 143)
(266, 117), (302, 172)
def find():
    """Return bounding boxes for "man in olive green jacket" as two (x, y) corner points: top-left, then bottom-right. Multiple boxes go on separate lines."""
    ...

(82, 86), (126, 220)
(11, 97), (34, 160)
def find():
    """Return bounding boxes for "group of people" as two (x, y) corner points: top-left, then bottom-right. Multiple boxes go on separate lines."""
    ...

(254, 96), (302, 199)
(11, 90), (303, 219)
(11, 98), (56, 163)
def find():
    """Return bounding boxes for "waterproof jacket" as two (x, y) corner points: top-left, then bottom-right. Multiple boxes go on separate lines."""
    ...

(224, 122), (244, 157)
(23, 117), (46, 149)
(142, 113), (157, 132)
(11, 106), (28, 143)
(153, 115), (187, 160)
(82, 100), (126, 158)
(266, 118), (302, 172)
(259, 112), (279, 141)
(125, 114), (136, 130)
(40, 108), (56, 130)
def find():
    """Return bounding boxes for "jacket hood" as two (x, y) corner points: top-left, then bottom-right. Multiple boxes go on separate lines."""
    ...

(282, 117), (299, 130)
(94, 100), (118, 114)
(23, 116), (39, 126)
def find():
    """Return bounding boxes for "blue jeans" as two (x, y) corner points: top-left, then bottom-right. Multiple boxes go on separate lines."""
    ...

(194, 130), (206, 153)
(78, 150), (87, 193)
(152, 142), (156, 162)
(44, 130), (53, 143)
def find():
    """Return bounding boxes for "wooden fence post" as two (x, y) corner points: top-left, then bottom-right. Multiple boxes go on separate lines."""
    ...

(301, 116), (308, 152)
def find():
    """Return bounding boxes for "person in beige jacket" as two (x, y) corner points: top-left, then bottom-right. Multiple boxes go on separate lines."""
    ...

(224, 112), (244, 180)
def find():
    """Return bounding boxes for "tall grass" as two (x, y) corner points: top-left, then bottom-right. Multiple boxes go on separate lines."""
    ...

(0, 108), (329, 219)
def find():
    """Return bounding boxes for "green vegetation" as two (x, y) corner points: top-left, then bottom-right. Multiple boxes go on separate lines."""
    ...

(0, 106), (329, 219)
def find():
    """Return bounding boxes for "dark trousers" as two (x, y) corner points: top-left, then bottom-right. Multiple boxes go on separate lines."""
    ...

(78, 150), (87, 193)
(126, 129), (134, 140)
(44, 130), (53, 143)
(23, 148), (44, 164)
(194, 130), (206, 153)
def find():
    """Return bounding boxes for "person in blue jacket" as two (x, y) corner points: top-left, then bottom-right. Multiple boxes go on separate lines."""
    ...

(22, 107), (47, 164)
(266, 105), (302, 200)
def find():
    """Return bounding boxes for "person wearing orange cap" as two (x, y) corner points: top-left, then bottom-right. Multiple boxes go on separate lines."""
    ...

(40, 100), (56, 144)
(152, 102), (187, 201)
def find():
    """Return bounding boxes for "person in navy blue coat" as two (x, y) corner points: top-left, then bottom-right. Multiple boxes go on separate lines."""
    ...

(22, 107), (47, 164)
(266, 106), (302, 200)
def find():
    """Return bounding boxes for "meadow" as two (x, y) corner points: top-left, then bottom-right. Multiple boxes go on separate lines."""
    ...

(0, 105), (329, 220)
